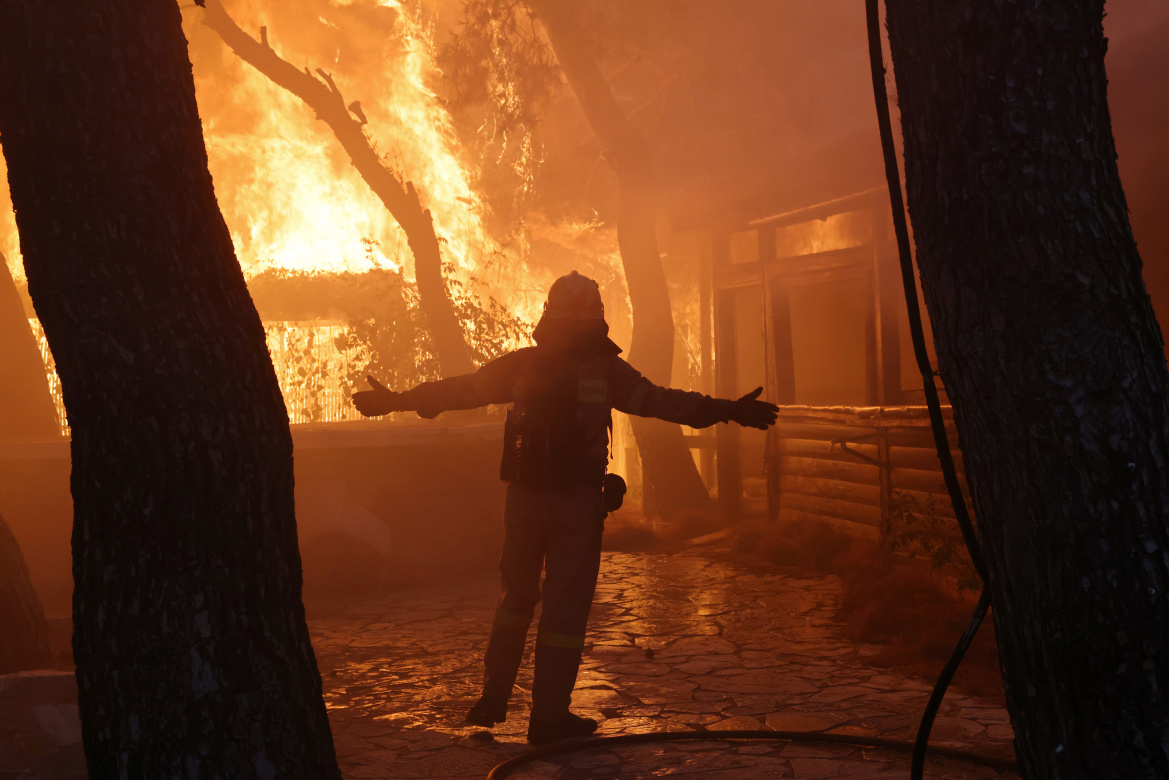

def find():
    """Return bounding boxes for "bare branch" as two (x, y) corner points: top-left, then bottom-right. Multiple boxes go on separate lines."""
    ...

(201, 0), (475, 376)
(314, 68), (340, 97)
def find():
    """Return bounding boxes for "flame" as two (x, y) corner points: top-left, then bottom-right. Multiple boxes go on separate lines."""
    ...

(191, 1), (413, 280)
(3, 1), (627, 332)
(1, 0), (636, 430)
(773, 209), (873, 258)
(0, 154), (23, 283)
(179, 0), (637, 427)
(184, 0), (576, 329)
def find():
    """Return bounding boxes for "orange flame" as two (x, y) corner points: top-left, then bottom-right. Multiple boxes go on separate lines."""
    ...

(0, 154), (23, 283)
(184, 0), (592, 329)
(1, 0), (633, 429)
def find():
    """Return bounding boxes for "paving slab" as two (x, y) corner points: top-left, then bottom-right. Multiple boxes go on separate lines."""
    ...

(312, 547), (1019, 779)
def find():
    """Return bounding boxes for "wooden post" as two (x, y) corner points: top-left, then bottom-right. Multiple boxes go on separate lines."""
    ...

(757, 225), (781, 523)
(769, 286), (797, 405)
(757, 224), (777, 271)
(873, 203), (901, 530)
(874, 203), (903, 405)
(699, 234), (715, 485)
(765, 285), (796, 521)
(865, 266), (880, 406)
(758, 225), (775, 402)
(713, 231), (741, 521)
(877, 427), (891, 536)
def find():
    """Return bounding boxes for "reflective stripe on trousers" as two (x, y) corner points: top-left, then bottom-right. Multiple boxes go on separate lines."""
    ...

(483, 482), (604, 696)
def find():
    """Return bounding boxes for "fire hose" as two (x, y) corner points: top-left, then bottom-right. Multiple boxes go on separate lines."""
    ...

(486, 2), (1001, 777)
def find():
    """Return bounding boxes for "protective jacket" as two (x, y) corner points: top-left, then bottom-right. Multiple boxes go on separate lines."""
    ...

(395, 336), (734, 486)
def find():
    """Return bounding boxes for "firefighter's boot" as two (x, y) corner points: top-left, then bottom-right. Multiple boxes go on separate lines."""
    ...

(527, 643), (598, 743)
(465, 693), (508, 728)
(466, 622), (528, 726)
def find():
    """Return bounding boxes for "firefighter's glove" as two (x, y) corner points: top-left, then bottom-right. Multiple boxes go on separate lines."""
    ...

(732, 387), (778, 430)
(352, 376), (401, 417)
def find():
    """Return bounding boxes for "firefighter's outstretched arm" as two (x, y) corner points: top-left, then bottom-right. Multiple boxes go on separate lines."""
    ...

(353, 351), (523, 419)
(352, 376), (401, 417)
(730, 387), (779, 429)
(611, 359), (778, 429)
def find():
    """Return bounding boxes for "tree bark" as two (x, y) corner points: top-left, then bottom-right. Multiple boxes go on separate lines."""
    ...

(0, 2), (339, 777)
(0, 511), (51, 673)
(0, 251), (59, 440)
(529, 0), (713, 517)
(202, 0), (476, 379)
(884, 1), (1169, 776)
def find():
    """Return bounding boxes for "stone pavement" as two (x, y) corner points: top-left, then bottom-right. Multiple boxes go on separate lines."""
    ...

(312, 547), (1019, 779)
(0, 671), (85, 780)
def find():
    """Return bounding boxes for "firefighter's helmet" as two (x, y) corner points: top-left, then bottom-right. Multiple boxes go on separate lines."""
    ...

(543, 271), (604, 321)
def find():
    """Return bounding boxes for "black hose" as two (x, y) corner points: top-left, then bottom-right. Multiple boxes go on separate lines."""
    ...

(486, 5), (1003, 779)
(911, 590), (992, 778)
(863, 0), (985, 581)
(485, 728), (1016, 780)
(863, 2), (997, 779)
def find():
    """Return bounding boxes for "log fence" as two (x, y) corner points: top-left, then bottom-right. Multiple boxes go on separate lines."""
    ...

(766, 405), (970, 537)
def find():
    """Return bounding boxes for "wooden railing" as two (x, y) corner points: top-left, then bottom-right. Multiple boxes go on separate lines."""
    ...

(767, 405), (969, 536)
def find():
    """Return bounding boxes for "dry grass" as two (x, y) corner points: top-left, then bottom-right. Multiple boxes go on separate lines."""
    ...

(735, 518), (1005, 703)
(601, 519), (663, 552)
(601, 506), (726, 552)
(734, 517), (856, 572)
(835, 542), (1005, 701)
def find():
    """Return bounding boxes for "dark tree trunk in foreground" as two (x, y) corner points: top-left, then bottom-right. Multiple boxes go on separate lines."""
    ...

(0, 251), (59, 440)
(0, 512), (51, 673)
(885, 1), (1169, 776)
(530, 0), (713, 517)
(0, 2), (339, 777)
(203, 0), (476, 379)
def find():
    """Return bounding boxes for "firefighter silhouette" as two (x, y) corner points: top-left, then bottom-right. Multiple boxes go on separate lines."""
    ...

(353, 271), (778, 743)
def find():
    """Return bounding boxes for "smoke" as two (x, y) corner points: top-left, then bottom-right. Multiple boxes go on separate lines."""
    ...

(1106, 4), (1169, 336)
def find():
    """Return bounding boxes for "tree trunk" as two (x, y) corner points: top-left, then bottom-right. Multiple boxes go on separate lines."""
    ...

(0, 511), (51, 673)
(530, 0), (713, 518)
(884, 1), (1169, 776)
(202, 0), (476, 379)
(0, 3), (339, 777)
(0, 251), (59, 440)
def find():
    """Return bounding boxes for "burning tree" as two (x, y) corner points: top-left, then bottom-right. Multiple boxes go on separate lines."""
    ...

(0, 1), (339, 775)
(202, 0), (476, 378)
(884, 0), (1169, 775)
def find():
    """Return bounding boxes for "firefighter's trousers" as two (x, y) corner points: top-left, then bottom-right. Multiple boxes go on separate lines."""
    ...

(482, 482), (605, 719)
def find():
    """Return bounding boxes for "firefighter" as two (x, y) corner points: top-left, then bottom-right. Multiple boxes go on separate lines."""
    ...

(352, 271), (778, 743)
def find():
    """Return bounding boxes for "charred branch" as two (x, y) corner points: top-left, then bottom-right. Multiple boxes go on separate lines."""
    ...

(201, 0), (475, 377)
